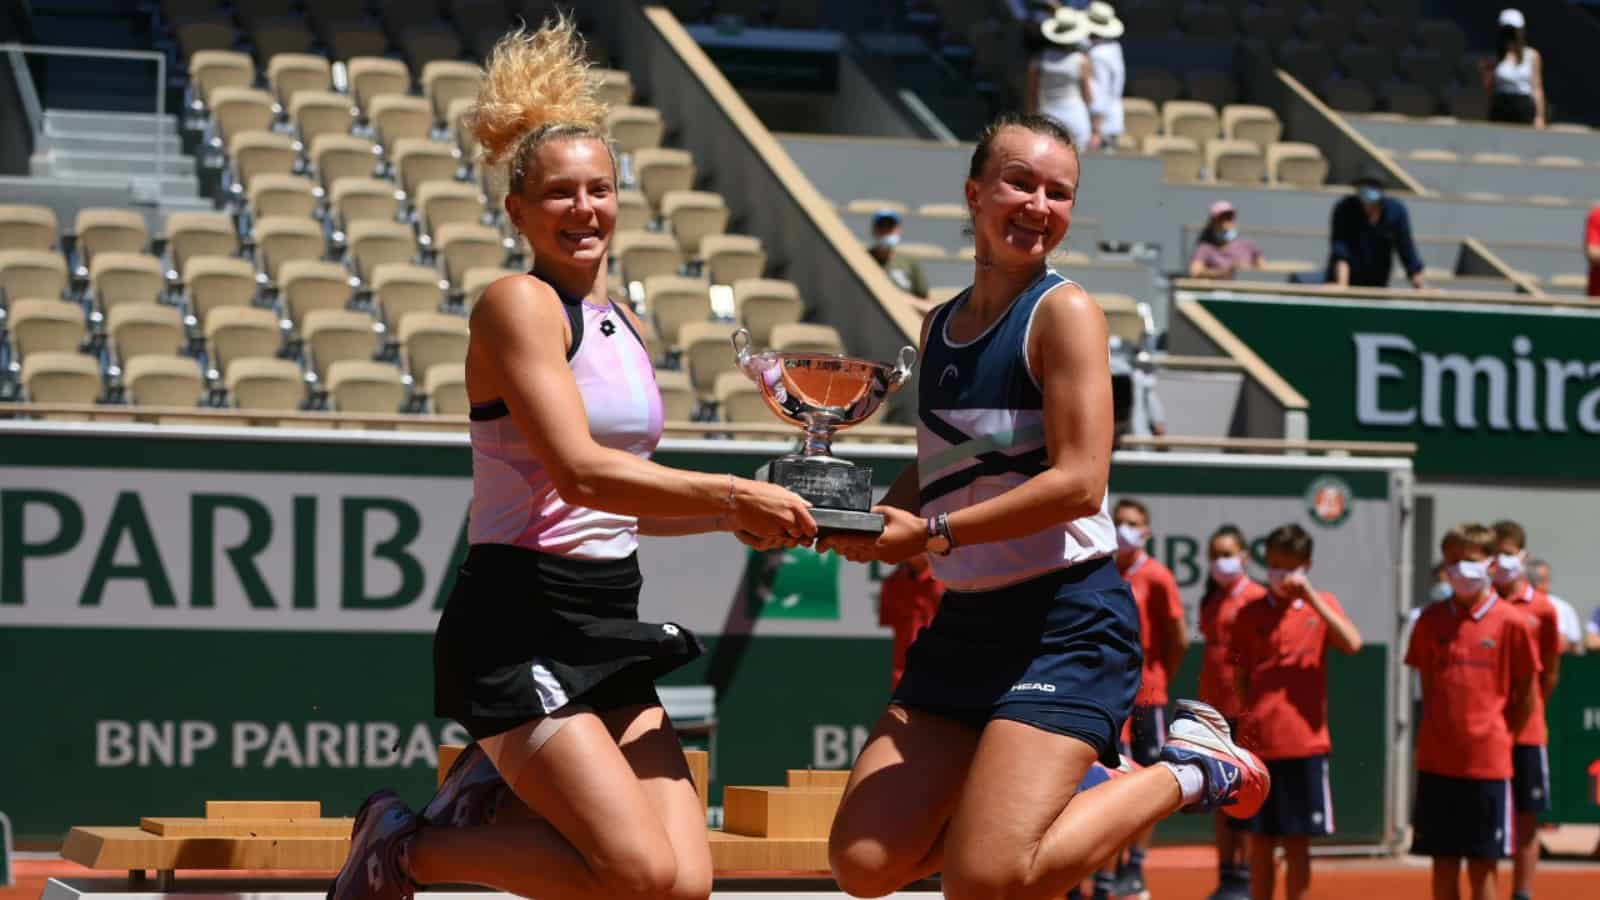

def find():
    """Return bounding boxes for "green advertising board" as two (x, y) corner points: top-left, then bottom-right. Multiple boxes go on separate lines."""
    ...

(0, 424), (1408, 849)
(1189, 293), (1600, 480)
(1547, 655), (1600, 824)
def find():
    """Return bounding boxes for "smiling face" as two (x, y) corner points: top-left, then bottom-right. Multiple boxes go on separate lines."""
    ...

(506, 135), (618, 268)
(964, 126), (1077, 264)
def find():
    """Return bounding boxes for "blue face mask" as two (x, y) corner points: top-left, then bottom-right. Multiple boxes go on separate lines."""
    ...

(1358, 185), (1383, 205)
(1220, 227), (1238, 242)
(874, 232), (901, 251)
(1429, 582), (1453, 602)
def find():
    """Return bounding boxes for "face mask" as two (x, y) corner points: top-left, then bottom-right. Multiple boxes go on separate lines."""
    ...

(1429, 581), (1454, 602)
(1358, 186), (1382, 205)
(1492, 553), (1524, 586)
(1446, 559), (1491, 599)
(874, 233), (900, 250)
(1267, 566), (1306, 595)
(1211, 555), (1244, 584)
(1220, 227), (1238, 242)
(1116, 523), (1145, 551)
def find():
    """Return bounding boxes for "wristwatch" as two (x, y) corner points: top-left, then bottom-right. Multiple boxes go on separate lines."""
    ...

(925, 513), (955, 556)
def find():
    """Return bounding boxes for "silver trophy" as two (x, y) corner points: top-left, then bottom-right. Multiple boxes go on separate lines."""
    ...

(731, 328), (917, 535)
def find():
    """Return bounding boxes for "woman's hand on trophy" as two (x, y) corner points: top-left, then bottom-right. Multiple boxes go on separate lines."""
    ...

(818, 506), (927, 564)
(730, 478), (818, 543)
(732, 528), (808, 552)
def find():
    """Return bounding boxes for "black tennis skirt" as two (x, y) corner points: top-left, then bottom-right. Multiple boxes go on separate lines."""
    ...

(433, 543), (705, 741)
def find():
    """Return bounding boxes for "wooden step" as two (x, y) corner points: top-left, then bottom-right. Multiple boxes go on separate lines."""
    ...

(786, 769), (850, 789)
(205, 801), (321, 820)
(707, 830), (829, 873)
(140, 818), (353, 838)
(722, 787), (842, 840)
(62, 827), (349, 871)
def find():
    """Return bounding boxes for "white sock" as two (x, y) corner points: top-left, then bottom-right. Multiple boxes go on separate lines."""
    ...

(1161, 761), (1206, 804)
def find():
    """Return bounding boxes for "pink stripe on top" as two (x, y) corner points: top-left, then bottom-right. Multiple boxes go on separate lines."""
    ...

(469, 297), (663, 560)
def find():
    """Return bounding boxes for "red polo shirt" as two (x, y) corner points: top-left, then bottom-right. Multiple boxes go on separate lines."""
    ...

(1199, 575), (1267, 719)
(1505, 582), (1562, 747)
(1406, 592), (1541, 780)
(1232, 590), (1344, 760)
(879, 560), (945, 690)
(1120, 553), (1185, 706)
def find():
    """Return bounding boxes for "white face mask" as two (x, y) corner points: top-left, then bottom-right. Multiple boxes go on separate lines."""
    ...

(874, 232), (901, 251)
(1429, 581), (1454, 602)
(1267, 566), (1306, 595)
(1492, 552), (1524, 586)
(1211, 555), (1244, 585)
(1447, 559), (1492, 599)
(1116, 523), (1146, 552)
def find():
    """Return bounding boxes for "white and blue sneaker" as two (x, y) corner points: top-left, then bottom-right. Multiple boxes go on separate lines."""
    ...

(1160, 700), (1270, 819)
(327, 790), (420, 900)
(421, 743), (507, 828)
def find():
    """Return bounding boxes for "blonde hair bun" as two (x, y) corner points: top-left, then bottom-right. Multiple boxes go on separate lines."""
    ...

(466, 14), (608, 170)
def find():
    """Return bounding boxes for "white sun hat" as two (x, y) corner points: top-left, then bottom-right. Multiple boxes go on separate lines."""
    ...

(1085, 2), (1126, 40)
(1041, 7), (1092, 48)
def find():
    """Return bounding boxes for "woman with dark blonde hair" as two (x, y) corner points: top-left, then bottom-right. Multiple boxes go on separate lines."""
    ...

(326, 17), (814, 900)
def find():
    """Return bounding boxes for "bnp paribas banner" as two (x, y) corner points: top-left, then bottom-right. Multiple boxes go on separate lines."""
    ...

(0, 425), (1408, 846)
(1188, 292), (1600, 479)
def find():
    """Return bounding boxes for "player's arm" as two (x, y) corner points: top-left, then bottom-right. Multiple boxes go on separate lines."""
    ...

(1506, 672), (1536, 736)
(1306, 589), (1362, 655)
(1540, 610), (1561, 700)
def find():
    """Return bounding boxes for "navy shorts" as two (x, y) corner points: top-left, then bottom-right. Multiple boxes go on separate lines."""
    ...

(1411, 772), (1513, 860)
(891, 555), (1142, 768)
(1246, 755), (1335, 837)
(1512, 744), (1551, 815)
(1128, 704), (1167, 767)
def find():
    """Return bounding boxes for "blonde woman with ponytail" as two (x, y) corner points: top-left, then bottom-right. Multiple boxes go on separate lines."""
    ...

(326, 18), (814, 900)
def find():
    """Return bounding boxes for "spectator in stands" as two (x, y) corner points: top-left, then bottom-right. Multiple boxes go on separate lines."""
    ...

(1085, 3), (1126, 152)
(1327, 170), (1426, 289)
(1583, 203), (1600, 297)
(867, 209), (929, 299)
(1029, 8), (1097, 151)
(1530, 559), (1583, 655)
(1189, 201), (1264, 280)
(1480, 9), (1545, 129)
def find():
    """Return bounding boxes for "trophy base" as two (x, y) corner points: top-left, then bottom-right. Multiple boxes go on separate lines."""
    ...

(810, 507), (886, 536)
(756, 456), (881, 536)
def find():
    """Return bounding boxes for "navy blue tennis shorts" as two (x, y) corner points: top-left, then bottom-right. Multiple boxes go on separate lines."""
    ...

(1246, 754), (1335, 837)
(1512, 744), (1551, 815)
(1411, 772), (1513, 860)
(890, 555), (1142, 768)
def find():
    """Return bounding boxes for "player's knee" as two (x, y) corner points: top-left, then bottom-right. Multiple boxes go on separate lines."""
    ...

(664, 853), (713, 900)
(591, 844), (680, 900)
(942, 850), (1060, 900)
(828, 840), (909, 898)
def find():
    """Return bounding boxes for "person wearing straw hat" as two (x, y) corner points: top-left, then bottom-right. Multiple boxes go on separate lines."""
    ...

(1085, 2), (1126, 151)
(1028, 7), (1097, 152)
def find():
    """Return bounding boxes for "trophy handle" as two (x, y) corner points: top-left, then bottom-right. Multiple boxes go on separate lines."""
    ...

(731, 327), (755, 372)
(888, 345), (917, 388)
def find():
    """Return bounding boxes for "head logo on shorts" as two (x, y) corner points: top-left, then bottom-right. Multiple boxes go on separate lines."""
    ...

(1010, 682), (1057, 693)
(1304, 475), (1352, 528)
(938, 363), (960, 388)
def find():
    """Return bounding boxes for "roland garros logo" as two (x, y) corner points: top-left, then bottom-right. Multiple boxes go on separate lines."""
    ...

(1305, 476), (1352, 528)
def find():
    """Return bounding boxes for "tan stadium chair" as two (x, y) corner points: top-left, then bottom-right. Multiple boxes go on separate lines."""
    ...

(310, 133), (383, 191)
(894, 242), (948, 261)
(638, 315), (666, 367)
(1221, 104), (1282, 150)
(249, 19), (314, 64)
(326, 359), (405, 412)
(654, 368), (695, 420)
(208, 87), (276, 149)
(0, 204), (60, 251)
(606, 106), (665, 155)
(435, 223), (504, 286)
(254, 216), (326, 281)
(124, 354), (203, 408)
(1096, 293), (1144, 344)
(397, 311), (468, 378)
(372, 263), (445, 328)
(75, 208), (149, 263)
(1535, 155), (1583, 168)
(421, 61), (482, 123)
(714, 369), (768, 423)
(593, 68), (634, 109)
(613, 230), (683, 286)
(424, 361), (467, 415)
(183, 256), (258, 326)
(1207, 139), (1266, 184)
(1267, 142), (1329, 187)
(8, 299), (85, 356)
(267, 53), (332, 107)
(462, 267), (519, 311)
(346, 219), (416, 282)
(917, 203), (968, 219)
(844, 198), (907, 216)
(660, 191), (728, 257)
(1162, 100), (1220, 147)
(164, 212), (238, 274)
(771, 322), (845, 355)
(416, 181), (486, 238)
(702, 234), (766, 285)
(401, 25), (463, 73)
(617, 189), (651, 233)
(89, 252), (164, 312)
(347, 57), (412, 117)
(392, 138), (461, 197)
(1407, 148), (1458, 162)
(446, 96), (477, 158)
(330, 177), (402, 228)
(633, 148), (695, 211)
(189, 50), (255, 109)
(0, 249), (68, 302)
(204, 306), (282, 375)
(302, 308), (379, 378)
(228, 130), (298, 192)
(247, 173), (319, 220)
(1143, 135), (1202, 183)
(107, 303), (185, 364)
(325, 22), (389, 64)
(289, 91), (356, 144)
(280, 259), (356, 322)
(1121, 98), (1160, 146)
(733, 278), (802, 347)
(643, 275), (711, 351)
(371, 94), (435, 150)
(21, 351), (102, 404)
(680, 320), (742, 401)
(226, 356), (305, 411)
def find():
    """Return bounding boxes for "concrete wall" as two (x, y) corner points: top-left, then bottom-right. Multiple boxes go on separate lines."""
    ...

(831, 51), (927, 140)
(1166, 311), (1298, 439)
(1402, 157), (1600, 199)
(1352, 115), (1600, 160)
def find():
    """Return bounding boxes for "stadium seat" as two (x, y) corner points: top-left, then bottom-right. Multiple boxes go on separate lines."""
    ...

(124, 354), (204, 408)
(1207, 139), (1265, 184)
(1143, 135), (1202, 183)
(326, 359), (405, 413)
(1340, 45), (1393, 92)
(1221, 105), (1281, 151)
(302, 308), (380, 378)
(416, 180), (487, 238)
(311, 134), (383, 191)
(1277, 39), (1332, 89)
(447, 0), (508, 45)
(8, 299), (85, 356)
(371, 94), (436, 150)
(21, 351), (101, 405)
(661, 191), (729, 256)
(1247, 5), (1295, 45)
(1162, 101), (1219, 148)
(446, 97), (478, 157)
(462, 267), (519, 310)
(655, 368), (694, 420)
(714, 369), (767, 423)
(616, 188), (651, 232)
(204, 306), (282, 375)
(176, 17), (237, 60)
(421, 61), (483, 122)
(75, 209), (149, 264)
(0, 205), (59, 252)
(226, 356), (306, 411)
(1183, 69), (1236, 109)
(280, 259), (356, 321)
(1128, 71), (1181, 107)
(393, 139), (461, 197)
(107, 303), (185, 364)
(633, 148), (696, 211)
(1382, 82), (1436, 118)
(0, 249), (68, 302)
(1441, 84), (1489, 121)
(614, 230), (684, 285)
(208, 87), (276, 149)
(1298, 10), (1346, 53)
(346, 219), (417, 282)
(289, 91), (357, 144)
(325, 22), (390, 62)
(594, 68), (635, 108)
(164, 212), (238, 275)
(247, 173), (320, 220)
(372, 263), (445, 328)
(1320, 76), (1375, 113)
(401, 25), (464, 71)
(254, 216), (326, 281)
(771, 322), (844, 355)
(397, 311), (468, 377)
(267, 53), (332, 107)
(1400, 49), (1451, 94)
(229, 130), (298, 193)
(184, 256), (258, 324)
(679, 320), (741, 400)
(347, 57), (413, 117)
(1120, 98), (1160, 148)
(1358, 14), (1412, 55)
(1267, 142), (1329, 187)
(1097, 293), (1144, 344)
(188, 50), (255, 110)
(330, 177), (403, 229)
(607, 105), (665, 155)
(434, 223), (505, 285)
(1416, 18), (1465, 59)
(644, 275), (712, 350)
(249, 17), (315, 65)
(89, 253), (164, 312)
(424, 361), (467, 414)
(235, 0), (297, 27)
(733, 278), (802, 347)
(701, 234), (766, 285)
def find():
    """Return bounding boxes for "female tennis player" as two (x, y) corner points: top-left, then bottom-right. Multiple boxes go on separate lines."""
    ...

(326, 18), (815, 900)
(817, 113), (1269, 900)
